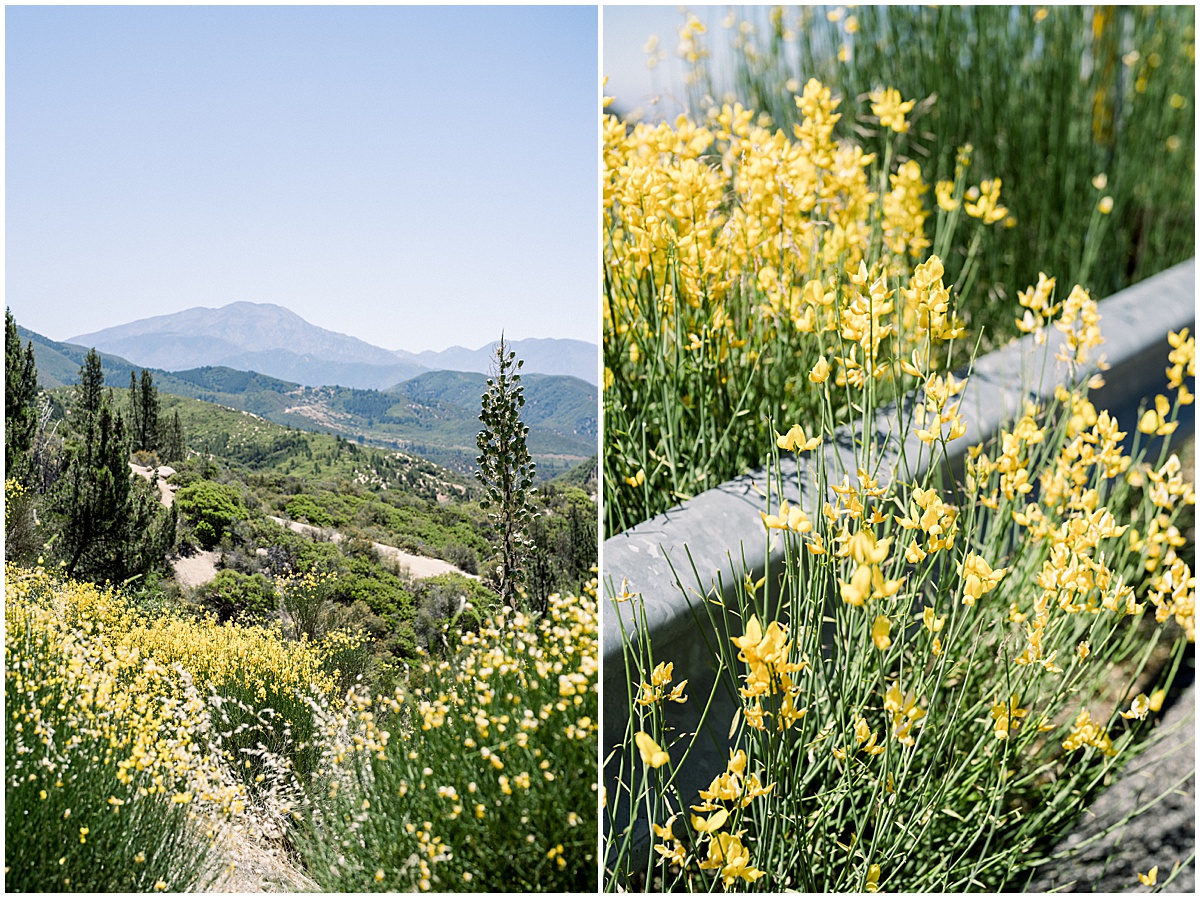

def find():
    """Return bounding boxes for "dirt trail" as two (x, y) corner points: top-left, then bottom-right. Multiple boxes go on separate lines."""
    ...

(173, 550), (221, 589)
(138, 461), (475, 590)
(129, 463), (177, 507)
(266, 515), (478, 581)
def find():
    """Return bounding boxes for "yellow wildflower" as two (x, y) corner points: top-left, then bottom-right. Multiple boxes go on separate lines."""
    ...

(870, 87), (915, 133)
(634, 731), (670, 768)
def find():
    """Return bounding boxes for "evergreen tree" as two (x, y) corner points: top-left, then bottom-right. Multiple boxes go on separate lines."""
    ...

(55, 387), (134, 580)
(75, 349), (105, 425)
(5, 308), (39, 482)
(476, 335), (538, 609)
(161, 410), (186, 464)
(128, 370), (144, 451)
(127, 369), (160, 454)
(50, 350), (166, 583)
(139, 369), (159, 454)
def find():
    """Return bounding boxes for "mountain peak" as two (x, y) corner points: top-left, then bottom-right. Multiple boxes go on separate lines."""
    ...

(64, 302), (598, 387)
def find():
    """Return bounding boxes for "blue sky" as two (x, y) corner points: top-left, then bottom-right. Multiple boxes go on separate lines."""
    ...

(603, 4), (707, 123)
(5, 4), (598, 352)
(603, 5), (742, 123)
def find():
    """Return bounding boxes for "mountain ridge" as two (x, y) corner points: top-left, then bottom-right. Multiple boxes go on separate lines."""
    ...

(18, 325), (595, 479)
(65, 301), (597, 386)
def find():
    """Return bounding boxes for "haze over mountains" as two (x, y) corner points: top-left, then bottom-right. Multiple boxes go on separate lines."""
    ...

(20, 323), (597, 480)
(68, 301), (598, 388)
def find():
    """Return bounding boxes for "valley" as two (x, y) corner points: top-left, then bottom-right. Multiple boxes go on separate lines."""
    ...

(20, 324), (596, 479)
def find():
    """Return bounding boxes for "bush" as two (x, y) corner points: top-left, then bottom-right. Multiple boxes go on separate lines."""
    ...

(130, 448), (160, 469)
(195, 569), (277, 624)
(603, 74), (1197, 890)
(284, 494), (334, 528)
(671, 5), (1194, 338)
(3, 479), (40, 565)
(294, 587), (599, 892)
(175, 480), (246, 548)
(442, 541), (480, 575)
(411, 573), (496, 656)
(5, 566), (236, 891)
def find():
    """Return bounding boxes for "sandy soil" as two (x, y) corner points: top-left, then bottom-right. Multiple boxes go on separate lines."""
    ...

(172, 550), (221, 589)
(129, 463), (177, 507)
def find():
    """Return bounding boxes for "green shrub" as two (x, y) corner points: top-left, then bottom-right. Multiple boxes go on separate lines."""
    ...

(284, 494), (334, 528)
(295, 590), (599, 892)
(194, 569), (277, 623)
(175, 480), (246, 547)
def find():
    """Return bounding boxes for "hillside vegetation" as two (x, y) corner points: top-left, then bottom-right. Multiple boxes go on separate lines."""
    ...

(19, 325), (596, 479)
(6, 306), (599, 890)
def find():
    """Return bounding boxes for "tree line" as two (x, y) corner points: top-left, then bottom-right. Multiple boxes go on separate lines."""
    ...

(6, 308), (181, 584)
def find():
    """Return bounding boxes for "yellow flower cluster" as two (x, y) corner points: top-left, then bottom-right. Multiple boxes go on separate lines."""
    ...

(604, 79), (933, 380)
(634, 660), (688, 707)
(315, 586), (598, 889)
(1061, 707), (1117, 757)
(651, 748), (772, 885)
(123, 617), (341, 703)
(731, 615), (808, 731)
(895, 486), (958, 563)
(5, 565), (247, 826)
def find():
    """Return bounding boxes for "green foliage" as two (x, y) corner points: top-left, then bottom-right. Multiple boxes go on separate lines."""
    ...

(194, 569), (277, 623)
(44, 362), (174, 583)
(411, 572), (497, 655)
(174, 480), (246, 549)
(3, 479), (40, 565)
(676, 4), (1195, 344)
(476, 336), (538, 608)
(5, 308), (39, 484)
(49, 355), (147, 582)
(127, 369), (160, 454)
(160, 409), (186, 464)
(284, 494), (334, 527)
(526, 485), (597, 609)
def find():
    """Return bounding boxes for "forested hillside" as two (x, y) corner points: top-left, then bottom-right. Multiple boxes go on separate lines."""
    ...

(17, 324), (595, 479)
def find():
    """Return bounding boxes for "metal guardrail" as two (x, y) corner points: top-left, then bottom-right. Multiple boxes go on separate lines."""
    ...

(602, 258), (1196, 864)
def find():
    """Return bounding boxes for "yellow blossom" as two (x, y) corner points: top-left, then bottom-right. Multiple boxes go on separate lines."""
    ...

(870, 87), (915, 133)
(634, 731), (670, 768)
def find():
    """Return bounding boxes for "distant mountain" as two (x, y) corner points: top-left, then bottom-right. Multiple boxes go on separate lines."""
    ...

(415, 338), (598, 385)
(66, 301), (597, 387)
(69, 302), (402, 367)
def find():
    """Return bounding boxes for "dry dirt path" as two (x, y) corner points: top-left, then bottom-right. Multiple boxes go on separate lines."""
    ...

(266, 515), (479, 581)
(130, 462), (177, 507)
(133, 458), (478, 589)
(172, 550), (221, 589)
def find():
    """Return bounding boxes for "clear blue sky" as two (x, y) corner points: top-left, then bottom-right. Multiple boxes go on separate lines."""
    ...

(5, 4), (598, 352)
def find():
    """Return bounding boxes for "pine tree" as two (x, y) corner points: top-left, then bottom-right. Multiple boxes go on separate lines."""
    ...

(476, 335), (539, 609)
(139, 369), (159, 454)
(56, 388), (134, 580)
(50, 349), (169, 584)
(75, 349), (105, 425)
(161, 410), (186, 464)
(5, 308), (39, 482)
(128, 370), (144, 451)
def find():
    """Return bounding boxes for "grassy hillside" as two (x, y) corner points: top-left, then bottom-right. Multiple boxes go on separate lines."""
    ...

(21, 327), (595, 480)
